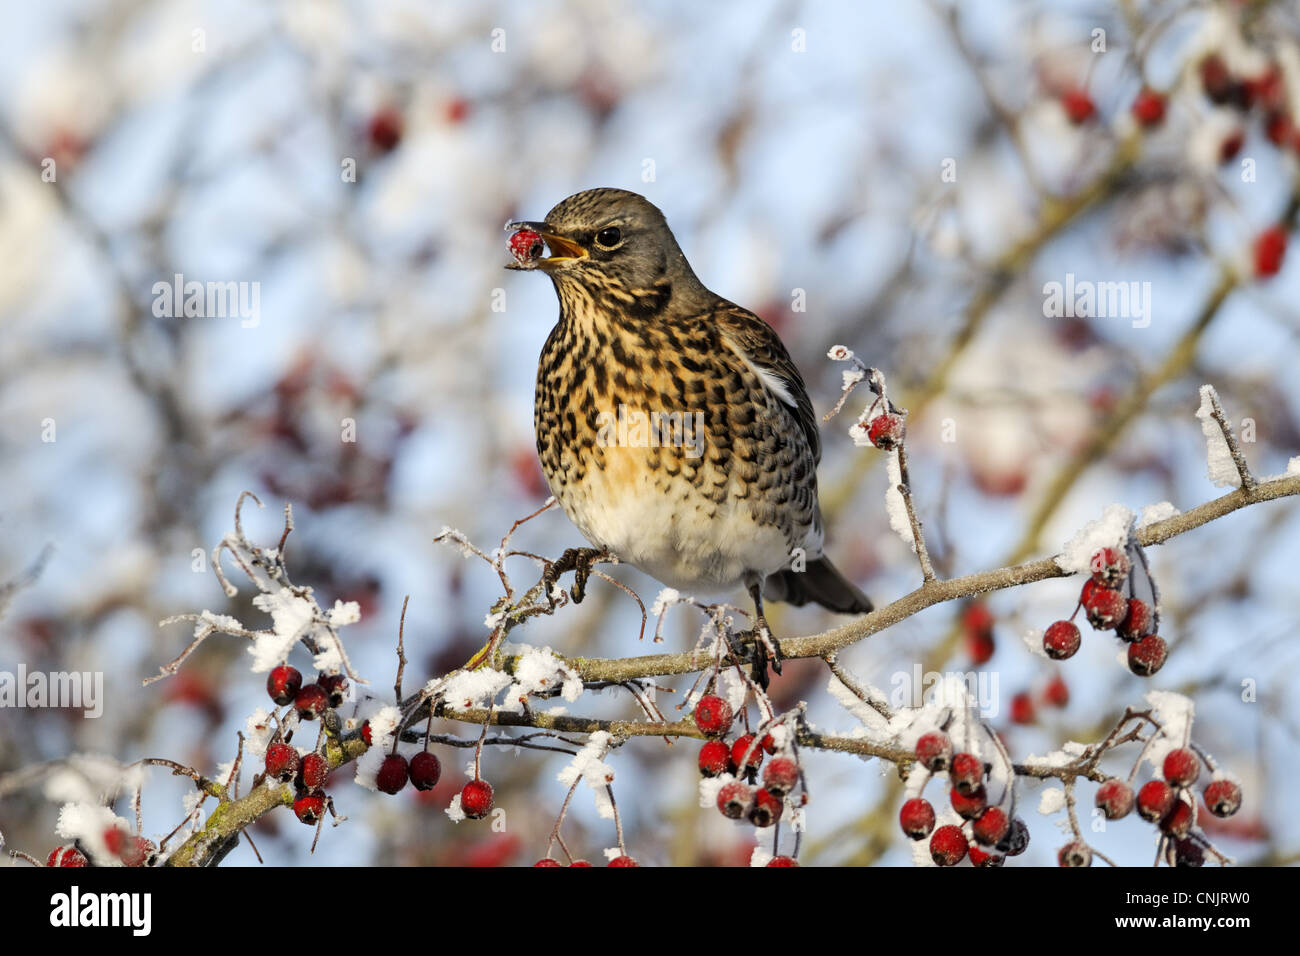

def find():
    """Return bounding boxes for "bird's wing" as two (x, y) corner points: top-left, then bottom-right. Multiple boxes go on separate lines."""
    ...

(713, 304), (822, 464)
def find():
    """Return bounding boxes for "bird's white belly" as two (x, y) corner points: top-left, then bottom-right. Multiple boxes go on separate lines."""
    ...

(556, 460), (793, 594)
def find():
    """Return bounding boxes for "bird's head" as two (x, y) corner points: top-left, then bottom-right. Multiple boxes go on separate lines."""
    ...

(506, 188), (702, 315)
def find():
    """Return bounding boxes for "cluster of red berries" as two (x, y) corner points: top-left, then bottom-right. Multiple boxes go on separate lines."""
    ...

(46, 827), (157, 868)
(361, 719), (491, 821)
(694, 694), (801, 835)
(902, 731), (1028, 867)
(1043, 547), (1167, 677)
(267, 664), (348, 719)
(534, 853), (640, 867)
(1091, 748), (1242, 867)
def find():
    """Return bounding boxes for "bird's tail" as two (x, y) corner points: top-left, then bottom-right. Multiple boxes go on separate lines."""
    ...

(764, 557), (872, 614)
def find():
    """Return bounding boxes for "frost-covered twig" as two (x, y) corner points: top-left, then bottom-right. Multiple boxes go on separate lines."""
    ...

(1196, 384), (1255, 492)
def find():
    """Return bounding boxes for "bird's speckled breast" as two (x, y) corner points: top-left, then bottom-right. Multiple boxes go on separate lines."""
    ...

(534, 291), (821, 591)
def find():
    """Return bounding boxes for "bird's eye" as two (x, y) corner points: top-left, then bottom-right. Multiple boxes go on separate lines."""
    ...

(595, 227), (622, 248)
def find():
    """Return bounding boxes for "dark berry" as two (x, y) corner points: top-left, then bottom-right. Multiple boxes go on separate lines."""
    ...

(997, 817), (1030, 856)
(1173, 837), (1205, 867)
(317, 673), (348, 708)
(367, 107), (403, 153)
(266, 665), (303, 706)
(1058, 840), (1092, 867)
(1160, 799), (1194, 838)
(968, 844), (1005, 867)
(376, 754), (409, 795)
(408, 751), (442, 791)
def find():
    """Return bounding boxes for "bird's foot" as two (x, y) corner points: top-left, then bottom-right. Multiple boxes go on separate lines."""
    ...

(541, 547), (610, 608)
(738, 616), (783, 690)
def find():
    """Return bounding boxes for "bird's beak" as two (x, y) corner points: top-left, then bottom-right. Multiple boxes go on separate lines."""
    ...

(504, 220), (587, 270)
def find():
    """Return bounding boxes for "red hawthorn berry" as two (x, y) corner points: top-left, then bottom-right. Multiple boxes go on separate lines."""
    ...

(1127, 635), (1168, 677)
(568, 860), (593, 867)
(963, 602), (995, 664)
(1254, 226), (1288, 278)
(1089, 547), (1131, 587)
(1095, 778), (1135, 820)
(1204, 779), (1242, 818)
(508, 229), (545, 267)
(1220, 129), (1245, 164)
(1043, 620), (1081, 660)
(294, 683), (329, 720)
(929, 825), (968, 866)
(533, 858), (563, 867)
(915, 731), (953, 772)
(692, 694), (733, 736)
(1081, 579), (1127, 630)
(1043, 674), (1069, 709)
(300, 752), (329, 791)
(266, 665), (303, 706)
(265, 742), (301, 783)
(120, 836), (155, 867)
(731, 734), (764, 774)
(607, 855), (640, 867)
(1116, 598), (1153, 642)
(760, 733), (777, 754)
(376, 754), (409, 795)
(1010, 692), (1035, 725)
(1160, 799), (1194, 838)
(1163, 748), (1201, 787)
(717, 781), (753, 820)
(461, 779), (494, 819)
(1173, 837), (1205, 868)
(698, 740), (732, 777)
(1200, 55), (1234, 105)
(1058, 840), (1093, 867)
(1265, 111), (1295, 148)
(997, 817), (1030, 856)
(47, 845), (88, 867)
(1061, 87), (1096, 124)
(968, 844), (1005, 867)
(972, 806), (1010, 846)
(949, 752), (984, 796)
(761, 756), (799, 798)
(766, 856), (800, 867)
(749, 787), (783, 827)
(866, 412), (905, 450)
(317, 673), (348, 708)
(408, 751), (442, 791)
(1137, 780), (1175, 822)
(899, 798), (936, 840)
(367, 106), (403, 153)
(1131, 87), (1166, 127)
(951, 784), (988, 820)
(294, 791), (326, 825)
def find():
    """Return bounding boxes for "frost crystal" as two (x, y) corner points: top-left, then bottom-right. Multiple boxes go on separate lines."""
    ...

(1056, 503), (1134, 574)
(501, 645), (582, 714)
(243, 707), (276, 760)
(557, 731), (616, 819)
(249, 589), (316, 672)
(649, 588), (681, 616)
(353, 705), (401, 790)
(56, 803), (129, 866)
(884, 449), (916, 549)
(1138, 501), (1180, 528)
(442, 668), (511, 710)
(1195, 385), (1240, 488)
(1038, 786), (1067, 815)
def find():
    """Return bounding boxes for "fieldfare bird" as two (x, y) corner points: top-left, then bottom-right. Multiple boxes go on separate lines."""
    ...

(507, 188), (871, 684)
